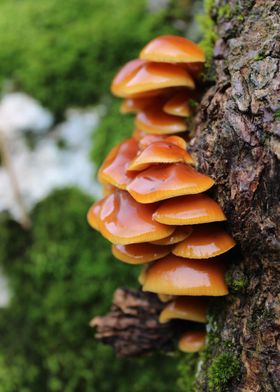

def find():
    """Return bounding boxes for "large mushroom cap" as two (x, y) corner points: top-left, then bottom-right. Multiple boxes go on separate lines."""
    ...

(172, 224), (236, 259)
(127, 141), (194, 171)
(178, 330), (206, 353)
(114, 62), (195, 97)
(98, 138), (138, 189)
(127, 163), (215, 204)
(151, 226), (193, 245)
(159, 297), (208, 323)
(111, 59), (145, 96)
(87, 199), (104, 231)
(153, 193), (226, 225)
(140, 35), (205, 64)
(112, 243), (171, 264)
(142, 254), (229, 296)
(135, 104), (188, 134)
(99, 190), (174, 244)
(163, 91), (192, 117)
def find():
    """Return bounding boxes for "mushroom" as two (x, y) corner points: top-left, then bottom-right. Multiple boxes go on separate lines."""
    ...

(87, 199), (104, 231)
(178, 330), (206, 353)
(98, 138), (138, 189)
(140, 35), (205, 64)
(150, 226), (193, 245)
(112, 243), (171, 264)
(111, 59), (145, 97)
(172, 224), (236, 259)
(138, 134), (187, 150)
(135, 104), (188, 135)
(113, 62), (195, 98)
(142, 254), (229, 296)
(99, 189), (175, 244)
(163, 91), (192, 117)
(127, 141), (194, 171)
(158, 294), (174, 303)
(153, 193), (226, 225)
(127, 163), (215, 204)
(159, 297), (208, 323)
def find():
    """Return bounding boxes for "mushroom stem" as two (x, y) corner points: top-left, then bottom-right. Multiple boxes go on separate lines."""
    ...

(0, 129), (31, 229)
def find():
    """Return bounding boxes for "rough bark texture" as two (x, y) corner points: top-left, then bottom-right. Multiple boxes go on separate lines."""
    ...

(190, 1), (280, 390)
(91, 288), (183, 357)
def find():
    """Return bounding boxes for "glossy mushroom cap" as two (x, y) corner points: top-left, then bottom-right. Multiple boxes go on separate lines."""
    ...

(112, 243), (171, 264)
(138, 134), (187, 150)
(114, 62), (195, 97)
(140, 35), (205, 64)
(142, 254), (229, 296)
(153, 194), (226, 225)
(151, 226), (193, 245)
(87, 199), (104, 231)
(99, 190), (174, 244)
(98, 138), (138, 189)
(135, 105), (188, 135)
(111, 59), (145, 96)
(178, 330), (206, 353)
(163, 92), (192, 117)
(159, 297), (208, 323)
(172, 224), (236, 259)
(120, 96), (160, 114)
(127, 163), (215, 204)
(127, 141), (194, 171)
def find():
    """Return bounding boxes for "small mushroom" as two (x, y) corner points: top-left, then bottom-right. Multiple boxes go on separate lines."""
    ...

(159, 297), (208, 323)
(127, 163), (215, 204)
(135, 104), (187, 135)
(98, 138), (138, 189)
(112, 243), (171, 264)
(138, 134), (187, 150)
(150, 226), (193, 245)
(87, 199), (104, 231)
(111, 59), (145, 96)
(172, 224), (236, 259)
(142, 254), (228, 296)
(140, 35), (205, 64)
(120, 96), (160, 114)
(163, 91), (192, 117)
(113, 62), (195, 97)
(153, 193), (226, 225)
(99, 190), (174, 244)
(127, 141), (193, 171)
(178, 330), (206, 353)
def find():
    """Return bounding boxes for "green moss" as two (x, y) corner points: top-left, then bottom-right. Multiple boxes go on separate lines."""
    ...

(0, 188), (178, 392)
(254, 53), (265, 61)
(218, 4), (231, 19)
(225, 271), (248, 293)
(207, 353), (241, 392)
(0, 0), (178, 117)
(274, 109), (280, 120)
(177, 353), (198, 392)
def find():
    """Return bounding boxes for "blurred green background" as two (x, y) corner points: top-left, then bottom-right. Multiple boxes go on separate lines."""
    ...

(0, 0), (204, 391)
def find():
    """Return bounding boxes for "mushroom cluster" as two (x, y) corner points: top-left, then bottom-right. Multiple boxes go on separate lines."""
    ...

(88, 35), (236, 353)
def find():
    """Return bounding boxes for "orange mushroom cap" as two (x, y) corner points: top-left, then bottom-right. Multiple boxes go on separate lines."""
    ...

(135, 105), (188, 135)
(158, 294), (174, 303)
(172, 224), (236, 259)
(138, 134), (187, 150)
(150, 226), (193, 245)
(159, 297), (208, 323)
(142, 254), (229, 296)
(127, 163), (215, 204)
(99, 190), (174, 244)
(163, 92), (192, 117)
(178, 330), (206, 353)
(111, 59), (145, 96)
(98, 138), (138, 190)
(120, 96), (160, 114)
(87, 199), (104, 231)
(127, 141), (194, 171)
(140, 35), (205, 64)
(114, 62), (195, 97)
(112, 243), (171, 264)
(153, 194), (227, 225)
(138, 266), (148, 285)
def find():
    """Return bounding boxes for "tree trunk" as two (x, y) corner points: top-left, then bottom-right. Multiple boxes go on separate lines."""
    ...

(191, 1), (280, 390)
(92, 1), (280, 390)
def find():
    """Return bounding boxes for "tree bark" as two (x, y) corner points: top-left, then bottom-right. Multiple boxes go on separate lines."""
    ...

(92, 1), (280, 390)
(191, 1), (280, 390)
